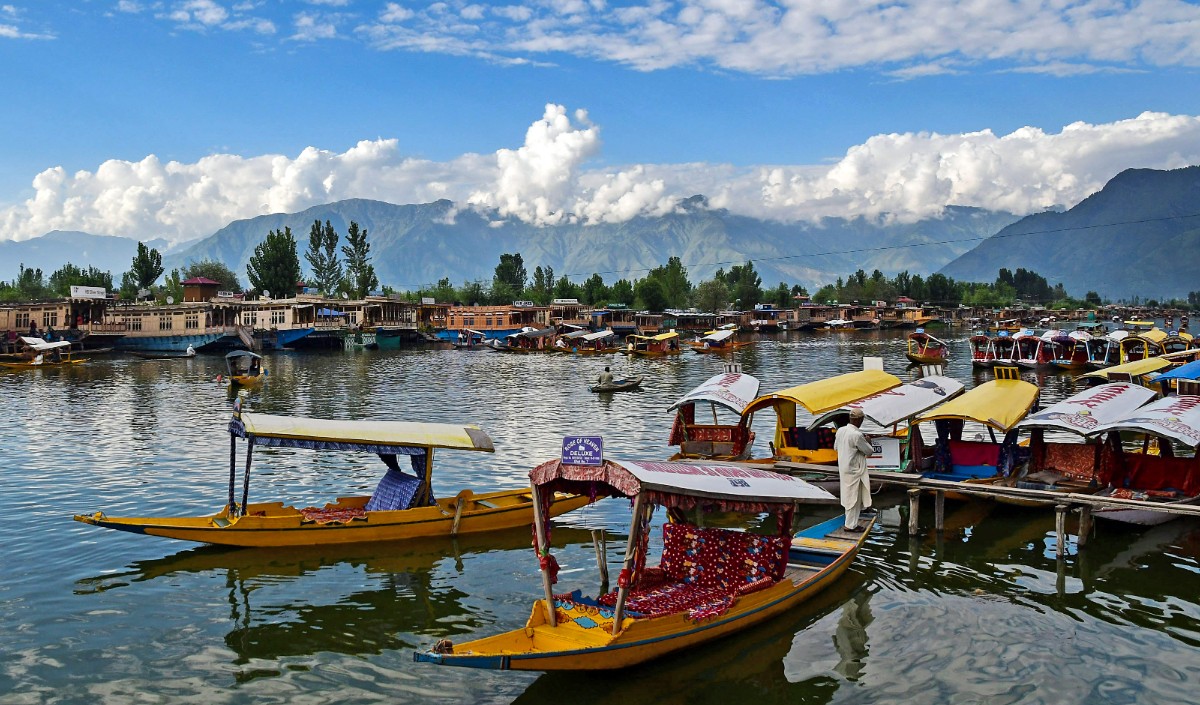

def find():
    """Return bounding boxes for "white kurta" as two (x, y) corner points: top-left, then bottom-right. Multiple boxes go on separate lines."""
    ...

(835, 423), (876, 515)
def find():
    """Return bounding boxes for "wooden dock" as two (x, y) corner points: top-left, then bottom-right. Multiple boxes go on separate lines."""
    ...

(773, 461), (1200, 556)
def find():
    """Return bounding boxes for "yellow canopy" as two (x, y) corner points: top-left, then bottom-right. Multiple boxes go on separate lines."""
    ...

(1077, 356), (1171, 382)
(743, 369), (902, 416)
(236, 413), (495, 452)
(629, 331), (680, 342)
(1140, 328), (1167, 343)
(912, 379), (1039, 432)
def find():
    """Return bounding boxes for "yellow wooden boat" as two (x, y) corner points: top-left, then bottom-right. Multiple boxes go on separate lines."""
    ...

(622, 331), (682, 357)
(221, 349), (267, 387)
(0, 337), (88, 369)
(741, 368), (902, 464)
(904, 328), (949, 365)
(74, 409), (590, 547)
(415, 458), (867, 671)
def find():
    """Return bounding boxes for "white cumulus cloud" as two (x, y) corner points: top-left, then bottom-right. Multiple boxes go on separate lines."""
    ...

(1, 108), (1199, 246)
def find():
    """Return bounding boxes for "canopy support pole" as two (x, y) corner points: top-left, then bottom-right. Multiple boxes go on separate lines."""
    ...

(228, 434), (237, 511)
(592, 529), (609, 589)
(239, 440), (254, 517)
(612, 492), (647, 635)
(529, 482), (557, 628)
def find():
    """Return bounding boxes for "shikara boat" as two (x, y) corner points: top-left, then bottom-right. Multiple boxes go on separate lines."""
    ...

(1014, 330), (1054, 368)
(1076, 356), (1172, 388)
(221, 350), (267, 387)
(414, 458), (866, 671)
(1049, 331), (1091, 371)
(904, 329), (948, 365)
(687, 328), (754, 354)
(1088, 395), (1200, 525)
(802, 374), (966, 475)
(0, 336), (89, 369)
(668, 371), (761, 461)
(974, 382), (1158, 505)
(568, 329), (618, 354)
(909, 372), (1040, 486)
(589, 377), (643, 393)
(969, 333), (997, 368)
(452, 329), (488, 350)
(622, 331), (682, 357)
(740, 369), (902, 464)
(73, 410), (590, 547)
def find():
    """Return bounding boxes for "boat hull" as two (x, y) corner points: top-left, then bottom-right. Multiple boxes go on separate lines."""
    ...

(415, 515), (869, 671)
(589, 377), (643, 393)
(73, 489), (590, 548)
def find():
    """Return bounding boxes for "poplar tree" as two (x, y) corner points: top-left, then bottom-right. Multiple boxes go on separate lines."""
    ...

(246, 226), (301, 298)
(341, 221), (377, 299)
(304, 219), (343, 295)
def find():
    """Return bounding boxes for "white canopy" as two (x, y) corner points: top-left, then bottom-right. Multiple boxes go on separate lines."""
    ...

(582, 330), (615, 341)
(807, 374), (965, 430)
(1092, 395), (1200, 448)
(19, 336), (71, 352)
(619, 460), (835, 503)
(1017, 382), (1156, 436)
(668, 372), (761, 415)
(700, 329), (735, 343)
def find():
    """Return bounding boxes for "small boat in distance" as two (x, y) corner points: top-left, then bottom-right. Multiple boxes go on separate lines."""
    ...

(414, 458), (863, 671)
(0, 336), (89, 369)
(589, 377), (643, 393)
(905, 329), (948, 365)
(622, 331), (682, 357)
(74, 410), (591, 547)
(220, 350), (267, 387)
(687, 328), (755, 354)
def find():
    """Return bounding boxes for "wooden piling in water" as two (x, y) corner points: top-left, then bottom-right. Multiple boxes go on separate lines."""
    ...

(1055, 504), (1068, 557)
(907, 488), (920, 535)
(1077, 505), (1092, 548)
(934, 490), (945, 532)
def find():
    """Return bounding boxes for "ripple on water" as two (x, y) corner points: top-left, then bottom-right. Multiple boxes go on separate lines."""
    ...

(2, 333), (1200, 704)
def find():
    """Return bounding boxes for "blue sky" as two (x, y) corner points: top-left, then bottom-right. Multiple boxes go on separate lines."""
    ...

(2, 0), (1199, 246)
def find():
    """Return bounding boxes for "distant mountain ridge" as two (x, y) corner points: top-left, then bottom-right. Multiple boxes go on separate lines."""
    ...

(162, 198), (1019, 291)
(0, 231), (169, 282)
(939, 166), (1200, 300)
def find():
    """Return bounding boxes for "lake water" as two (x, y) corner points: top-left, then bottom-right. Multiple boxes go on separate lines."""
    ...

(2, 328), (1199, 705)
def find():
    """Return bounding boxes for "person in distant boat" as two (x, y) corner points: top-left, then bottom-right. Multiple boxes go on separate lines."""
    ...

(50, 347), (61, 363)
(28, 321), (38, 336)
(598, 366), (614, 387)
(835, 408), (875, 532)
(185, 345), (196, 357)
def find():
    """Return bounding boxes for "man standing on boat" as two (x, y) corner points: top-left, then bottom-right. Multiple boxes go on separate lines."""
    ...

(835, 408), (875, 531)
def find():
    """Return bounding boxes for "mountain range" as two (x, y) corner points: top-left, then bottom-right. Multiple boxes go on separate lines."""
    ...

(5, 164), (1198, 298)
(159, 197), (1017, 292)
(939, 165), (1200, 300)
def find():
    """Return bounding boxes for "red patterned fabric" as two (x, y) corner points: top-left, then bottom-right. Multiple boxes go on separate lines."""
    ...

(1041, 443), (1100, 481)
(299, 507), (366, 524)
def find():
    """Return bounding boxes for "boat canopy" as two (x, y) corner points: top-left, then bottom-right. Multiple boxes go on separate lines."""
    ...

(700, 329), (735, 344)
(806, 375), (965, 430)
(561, 330), (591, 340)
(629, 331), (679, 342)
(19, 336), (71, 351)
(519, 327), (557, 339)
(225, 350), (263, 361)
(1016, 382), (1156, 436)
(1092, 395), (1200, 449)
(229, 412), (495, 453)
(912, 379), (1039, 432)
(582, 330), (614, 341)
(742, 369), (902, 417)
(668, 372), (761, 415)
(1155, 360), (1200, 381)
(1139, 328), (1168, 343)
(529, 458), (834, 511)
(908, 329), (946, 345)
(1077, 356), (1171, 382)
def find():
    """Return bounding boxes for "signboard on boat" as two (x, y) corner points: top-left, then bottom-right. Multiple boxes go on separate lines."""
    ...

(561, 436), (604, 466)
(70, 285), (107, 300)
(866, 436), (902, 470)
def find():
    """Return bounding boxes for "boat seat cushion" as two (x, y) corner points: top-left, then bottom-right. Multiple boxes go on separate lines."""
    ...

(1042, 443), (1098, 481)
(659, 523), (787, 591)
(679, 440), (715, 457)
(364, 469), (422, 511)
